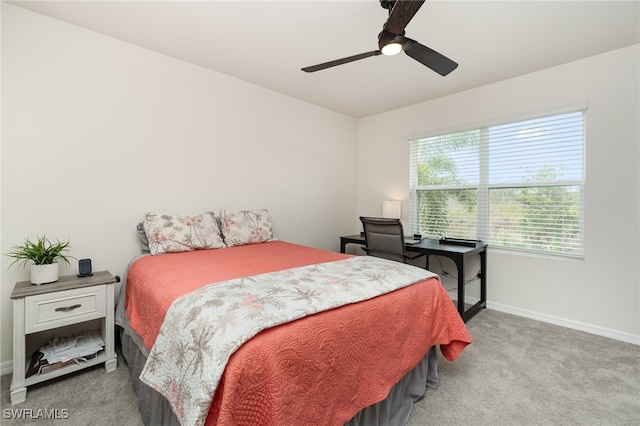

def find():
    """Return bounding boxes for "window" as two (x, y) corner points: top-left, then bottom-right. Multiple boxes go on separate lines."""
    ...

(409, 106), (585, 258)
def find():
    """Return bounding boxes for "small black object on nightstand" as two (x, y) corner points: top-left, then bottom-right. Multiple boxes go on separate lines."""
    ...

(77, 258), (93, 277)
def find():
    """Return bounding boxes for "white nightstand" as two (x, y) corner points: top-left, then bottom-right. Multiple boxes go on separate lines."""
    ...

(10, 271), (118, 404)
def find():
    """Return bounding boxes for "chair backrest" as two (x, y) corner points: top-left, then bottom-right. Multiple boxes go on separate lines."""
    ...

(359, 216), (408, 263)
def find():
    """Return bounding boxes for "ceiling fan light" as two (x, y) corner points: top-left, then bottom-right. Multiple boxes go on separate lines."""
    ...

(381, 42), (402, 56)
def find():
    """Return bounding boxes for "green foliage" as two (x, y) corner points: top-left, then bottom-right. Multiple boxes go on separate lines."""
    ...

(416, 130), (478, 237)
(5, 236), (73, 268)
(516, 193), (580, 252)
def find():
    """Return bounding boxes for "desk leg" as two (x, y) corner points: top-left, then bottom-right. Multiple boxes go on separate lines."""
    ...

(457, 249), (487, 322)
(340, 240), (347, 254)
(456, 259), (465, 321)
(480, 249), (487, 305)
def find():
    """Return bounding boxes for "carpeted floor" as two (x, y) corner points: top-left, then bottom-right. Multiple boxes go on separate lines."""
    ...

(408, 309), (640, 426)
(1, 309), (638, 425)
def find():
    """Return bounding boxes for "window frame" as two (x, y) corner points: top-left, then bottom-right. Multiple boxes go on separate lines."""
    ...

(409, 103), (587, 259)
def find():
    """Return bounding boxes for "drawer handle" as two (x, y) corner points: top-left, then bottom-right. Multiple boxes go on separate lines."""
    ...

(55, 304), (81, 312)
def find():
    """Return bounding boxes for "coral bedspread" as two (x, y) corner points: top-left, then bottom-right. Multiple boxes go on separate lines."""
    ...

(124, 241), (471, 426)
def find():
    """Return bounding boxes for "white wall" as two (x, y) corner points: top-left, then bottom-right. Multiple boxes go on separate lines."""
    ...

(357, 45), (640, 343)
(0, 5), (357, 364)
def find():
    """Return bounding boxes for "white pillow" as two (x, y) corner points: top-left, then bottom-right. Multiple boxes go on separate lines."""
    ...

(219, 209), (276, 247)
(143, 211), (226, 255)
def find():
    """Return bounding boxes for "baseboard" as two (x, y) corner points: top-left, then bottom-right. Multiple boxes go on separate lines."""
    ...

(445, 290), (640, 345)
(1, 359), (13, 376)
(488, 301), (640, 345)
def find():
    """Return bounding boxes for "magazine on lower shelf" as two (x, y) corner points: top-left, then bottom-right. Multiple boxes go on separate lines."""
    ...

(26, 329), (104, 377)
(38, 352), (99, 375)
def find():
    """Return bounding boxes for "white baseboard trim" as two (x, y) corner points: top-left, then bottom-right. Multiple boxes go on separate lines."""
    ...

(488, 301), (640, 345)
(1, 359), (13, 376)
(446, 290), (639, 345)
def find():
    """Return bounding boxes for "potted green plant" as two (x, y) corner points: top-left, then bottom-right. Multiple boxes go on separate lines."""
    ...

(5, 236), (73, 285)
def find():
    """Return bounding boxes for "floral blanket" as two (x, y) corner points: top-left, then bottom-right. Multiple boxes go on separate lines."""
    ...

(139, 255), (438, 426)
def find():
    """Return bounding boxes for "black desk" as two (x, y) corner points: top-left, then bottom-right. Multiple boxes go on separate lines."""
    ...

(340, 235), (487, 322)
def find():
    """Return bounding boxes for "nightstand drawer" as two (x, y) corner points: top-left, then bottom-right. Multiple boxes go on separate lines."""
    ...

(24, 285), (106, 334)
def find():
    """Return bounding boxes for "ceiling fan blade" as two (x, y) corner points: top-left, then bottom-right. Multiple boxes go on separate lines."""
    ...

(301, 51), (381, 73)
(403, 37), (458, 76)
(383, 0), (425, 35)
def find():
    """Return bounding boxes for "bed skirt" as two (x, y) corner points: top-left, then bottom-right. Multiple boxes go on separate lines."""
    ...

(118, 322), (439, 426)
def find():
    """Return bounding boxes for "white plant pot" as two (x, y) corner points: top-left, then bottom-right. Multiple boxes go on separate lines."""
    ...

(30, 263), (59, 285)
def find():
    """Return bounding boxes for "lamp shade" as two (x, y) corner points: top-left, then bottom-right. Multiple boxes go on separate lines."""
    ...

(382, 200), (401, 219)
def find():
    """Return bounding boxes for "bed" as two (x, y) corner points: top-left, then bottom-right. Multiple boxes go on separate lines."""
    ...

(115, 210), (471, 426)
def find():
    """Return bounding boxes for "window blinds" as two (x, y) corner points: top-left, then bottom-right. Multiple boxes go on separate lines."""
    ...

(409, 107), (585, 257)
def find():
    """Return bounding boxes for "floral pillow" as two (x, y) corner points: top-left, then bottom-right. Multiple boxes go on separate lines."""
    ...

(137, 222), (150, 254)
(219, 209), (276, 247)
(143, 212), (226, 255)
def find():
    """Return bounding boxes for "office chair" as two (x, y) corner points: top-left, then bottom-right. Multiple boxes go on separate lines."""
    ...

(359, 216), (426, 266)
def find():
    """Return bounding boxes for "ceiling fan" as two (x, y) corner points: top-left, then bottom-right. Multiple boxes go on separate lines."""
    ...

(301, 0), (458, 76)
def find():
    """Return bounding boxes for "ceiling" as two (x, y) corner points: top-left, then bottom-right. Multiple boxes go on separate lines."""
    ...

(8, 0), (640, 118)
